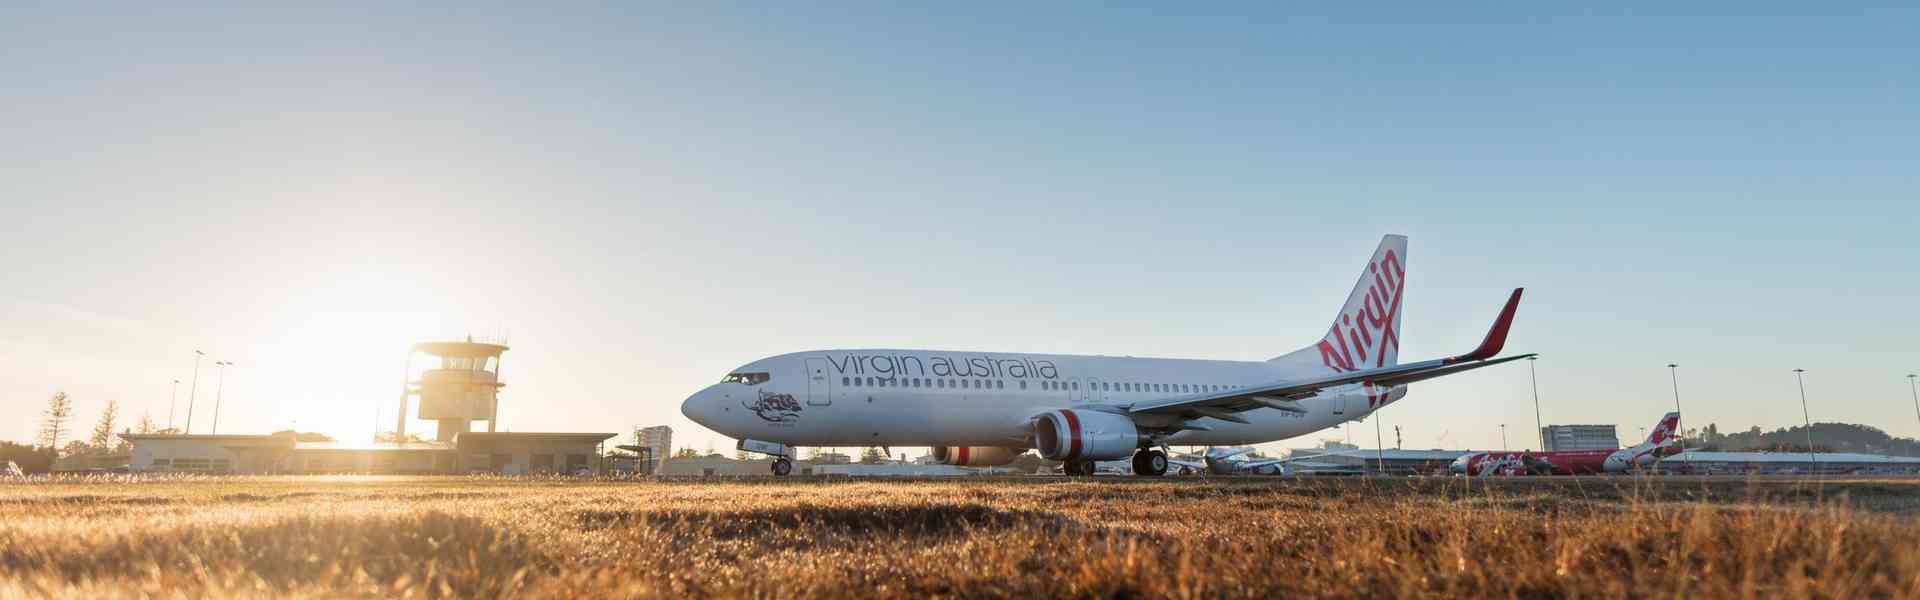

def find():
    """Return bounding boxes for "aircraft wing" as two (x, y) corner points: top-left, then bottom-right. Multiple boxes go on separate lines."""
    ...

(1129, 289), (1529, 422)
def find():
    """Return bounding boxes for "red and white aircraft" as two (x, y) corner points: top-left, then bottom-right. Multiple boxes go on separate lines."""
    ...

(1449, 412), (1682, 476)
(683, 235), (1533, 476)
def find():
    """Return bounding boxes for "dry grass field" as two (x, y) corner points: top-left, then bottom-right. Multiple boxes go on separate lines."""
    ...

(3, 476), (1920, 599)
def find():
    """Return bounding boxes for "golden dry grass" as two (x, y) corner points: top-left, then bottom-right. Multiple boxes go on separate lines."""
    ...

(3, 476), (1919, 599)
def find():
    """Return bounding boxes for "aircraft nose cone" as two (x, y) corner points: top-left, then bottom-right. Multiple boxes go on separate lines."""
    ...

(681, 388), (714, 428)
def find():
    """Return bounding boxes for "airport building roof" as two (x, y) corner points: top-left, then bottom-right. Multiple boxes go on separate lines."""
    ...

(1664, 451), (1920, 464)
(1293, 449), (1471, 461)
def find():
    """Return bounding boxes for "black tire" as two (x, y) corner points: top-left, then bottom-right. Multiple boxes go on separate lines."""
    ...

(1063, 459), (1094, 476)
(772, 458), (792, 476)
(1133, 450), (1169, 477)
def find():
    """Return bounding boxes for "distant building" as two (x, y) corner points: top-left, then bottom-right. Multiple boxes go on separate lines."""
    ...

(123, 432), (615, 474)
(1659, 451), (1920, 475)
(659, 455), (1004, 477)
(120, 339), (615, 475)
(1290, 448), (1471, 476)
(635, 426), (672, 473)
(1542, 424), (1618, 451)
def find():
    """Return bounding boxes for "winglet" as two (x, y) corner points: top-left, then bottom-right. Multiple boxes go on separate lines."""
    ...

(1445, 288), (1524, 364)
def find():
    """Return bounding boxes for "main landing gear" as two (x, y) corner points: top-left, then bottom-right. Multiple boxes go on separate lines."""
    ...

(771, 458), (793, 476)
(1062, 459), (1097, 476)
(1132, 448), (1168, 477)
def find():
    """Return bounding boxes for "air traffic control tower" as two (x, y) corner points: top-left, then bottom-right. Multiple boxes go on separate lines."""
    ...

(397, 338), (507, 442)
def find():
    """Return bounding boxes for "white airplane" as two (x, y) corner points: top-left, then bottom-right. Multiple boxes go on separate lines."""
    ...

(683, 235), (1533, 476)
(1168, 447), (1296, 476)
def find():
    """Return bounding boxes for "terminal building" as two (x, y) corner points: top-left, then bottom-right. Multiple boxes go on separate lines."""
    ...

(1288, 448), (1472, 476)
(1541, 424), (1619, 451)
(122, 339), (615, 475)
(1657, 451), (1920, 475)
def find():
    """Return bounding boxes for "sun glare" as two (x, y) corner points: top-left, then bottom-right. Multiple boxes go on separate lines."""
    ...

(248, 271), (452, 445)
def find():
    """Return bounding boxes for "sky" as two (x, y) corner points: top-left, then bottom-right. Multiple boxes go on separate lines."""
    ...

(3, 3), (1916, 456)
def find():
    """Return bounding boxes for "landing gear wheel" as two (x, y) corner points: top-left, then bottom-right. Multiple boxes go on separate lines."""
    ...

(772, 458), (792, 476)
(1132, 449), (1168, 477)
(1063, 459), (1096, 476)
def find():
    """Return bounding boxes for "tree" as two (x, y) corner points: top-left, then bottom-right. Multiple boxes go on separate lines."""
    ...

(859, 446), (886, 464)
(673, 447), (701, 458)
(89, 399), (119, 451)
(0, 441), (56, 475)
(135, 412), (156, 435)
(38, 392), (74, 453)
(373, 430), (425, 444)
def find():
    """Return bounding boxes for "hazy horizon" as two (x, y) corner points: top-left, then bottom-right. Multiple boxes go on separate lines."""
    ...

(4, 4), (1917, 456)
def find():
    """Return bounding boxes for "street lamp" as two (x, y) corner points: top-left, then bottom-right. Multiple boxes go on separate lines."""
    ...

(1499, 423), (1508, 451)
(1794, 369), (1815, 473)
(167, 379), (180, 431)
(212, 361), (233, 434)
(1528, 356), (1543, 451)
(185, 350), (204, 434)
(1667, 364), (1683, 439)
(1907, 374), (1918, 456)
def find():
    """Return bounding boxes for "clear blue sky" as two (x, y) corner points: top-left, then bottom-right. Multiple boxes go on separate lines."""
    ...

(3, 3), (1915, 454)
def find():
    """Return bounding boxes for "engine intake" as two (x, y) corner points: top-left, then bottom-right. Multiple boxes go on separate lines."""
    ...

(932, 446), (1024, 467)
(1033, 409), (1140, 461)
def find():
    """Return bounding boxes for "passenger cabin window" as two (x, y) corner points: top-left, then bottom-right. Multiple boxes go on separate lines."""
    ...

(722, 372), (771, 385)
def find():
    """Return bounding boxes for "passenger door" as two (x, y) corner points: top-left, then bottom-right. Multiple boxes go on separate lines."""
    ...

(805, 357), (831, 406)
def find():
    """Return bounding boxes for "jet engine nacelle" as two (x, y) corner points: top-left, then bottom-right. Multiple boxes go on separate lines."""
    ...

(932, 446), (1024, 467)
(1034, 409), (1140, 461)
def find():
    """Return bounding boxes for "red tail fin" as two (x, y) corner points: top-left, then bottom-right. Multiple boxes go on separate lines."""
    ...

(1646, 412), (1681, 445)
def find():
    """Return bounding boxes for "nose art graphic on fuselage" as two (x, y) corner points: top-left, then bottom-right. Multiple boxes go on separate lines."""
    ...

(743, 390), (803, 423)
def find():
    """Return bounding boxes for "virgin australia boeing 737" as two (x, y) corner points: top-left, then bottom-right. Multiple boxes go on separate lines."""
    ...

(682, 235), (1532, 476)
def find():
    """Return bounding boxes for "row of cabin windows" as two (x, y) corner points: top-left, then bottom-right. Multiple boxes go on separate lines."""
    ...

(845, 376), (1008, 390)
(840, 376), (1243, 395)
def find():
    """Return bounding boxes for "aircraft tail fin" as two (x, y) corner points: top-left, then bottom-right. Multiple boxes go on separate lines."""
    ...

(1269, 234), (1408, 372)
(1645, 412), (1682, 446)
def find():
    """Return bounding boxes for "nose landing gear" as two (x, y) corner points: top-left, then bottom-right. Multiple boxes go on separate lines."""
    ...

(771, 458), (793, 476)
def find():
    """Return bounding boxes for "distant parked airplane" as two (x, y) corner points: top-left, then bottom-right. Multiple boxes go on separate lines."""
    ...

(1449, 412), (1682, 476)
(1168, 447), (1296, 476)
(684, 235), (1533, 476)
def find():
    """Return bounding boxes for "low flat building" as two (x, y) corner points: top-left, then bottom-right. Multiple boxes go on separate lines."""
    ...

(1657, 451), (1920, 475)
(659, 455), (1009, 477)
(121, 431), (615, 475)
(1290, 448), (1472, 476)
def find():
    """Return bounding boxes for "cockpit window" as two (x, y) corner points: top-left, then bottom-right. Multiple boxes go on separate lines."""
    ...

(722, 372), (771, 385)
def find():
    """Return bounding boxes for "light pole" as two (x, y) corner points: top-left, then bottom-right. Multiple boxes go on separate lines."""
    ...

(1794, 369), (1815, 473)
(1499, 424), (1508, 452)
(212, 361), (233, 434)
(1907, 374), (1917, 456)
(1528, 356), (1543, 451)
(1667, 364), (1683, 439)
(185, 350), (203, 434)
(167, 379), (180, 431)
(1374, 409), (1385, 476)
